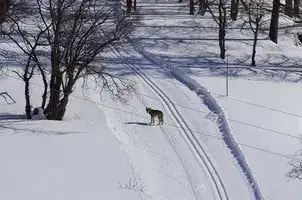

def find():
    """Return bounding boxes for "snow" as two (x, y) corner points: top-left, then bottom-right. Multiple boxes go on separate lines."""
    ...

(191, 76), (302, 200)
(1, 0), (302, 200)
(0, 80), (137, 200)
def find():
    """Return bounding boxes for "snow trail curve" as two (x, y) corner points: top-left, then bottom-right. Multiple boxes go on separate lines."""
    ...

(111, 47), (230, 200)
(129, 41), (264, 200)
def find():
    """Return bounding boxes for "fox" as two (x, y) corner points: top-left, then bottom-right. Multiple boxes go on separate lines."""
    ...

(146, 107), (164, 125)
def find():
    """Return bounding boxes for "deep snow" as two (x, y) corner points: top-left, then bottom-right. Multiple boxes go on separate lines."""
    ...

(1, 0), (302, 199)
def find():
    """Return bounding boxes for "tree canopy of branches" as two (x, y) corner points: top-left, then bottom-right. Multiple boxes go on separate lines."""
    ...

(1, 0), (137, 120)
(0, 67), (16, 105)
(0, 0), (47, 118)
(287, 150), (302, 180)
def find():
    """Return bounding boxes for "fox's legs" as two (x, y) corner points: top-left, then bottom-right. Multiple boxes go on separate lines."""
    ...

(150, 116), (155, 124)
(150, 114), (163, 125)
(158, 115), (164, 125)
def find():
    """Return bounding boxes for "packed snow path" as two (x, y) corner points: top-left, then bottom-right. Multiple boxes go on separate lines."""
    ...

(120, 0), (263, 199)
(112, 48), (230, 200)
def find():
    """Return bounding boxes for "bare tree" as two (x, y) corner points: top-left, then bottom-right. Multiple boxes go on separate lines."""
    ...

(207, 0), (227, 59)
(287, 149), (302, 180)
(1, 27), (49, 118)
(0, 0), (136, 120)
(0, 68), (16, 104)
(0, 0), (49, 118)
(247, 0), (266, 66)
(269, 0), (280, 43)
(36, 0), (136, 120)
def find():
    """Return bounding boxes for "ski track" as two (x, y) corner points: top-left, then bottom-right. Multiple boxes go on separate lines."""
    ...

(110, 46), (230, 200)
(130, 38), (264, 200)
(125, 2), (264, 200)
(114, 1), (263, 200)
(128, 27), (264, 200)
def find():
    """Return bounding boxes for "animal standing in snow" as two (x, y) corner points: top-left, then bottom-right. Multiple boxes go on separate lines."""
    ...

(146, 107), (164, 125)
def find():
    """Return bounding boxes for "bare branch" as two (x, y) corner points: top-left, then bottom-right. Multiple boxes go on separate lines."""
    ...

(0, 92), (16, 104)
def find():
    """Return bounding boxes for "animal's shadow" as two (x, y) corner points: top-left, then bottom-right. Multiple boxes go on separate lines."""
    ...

(124, 122), (161, 126)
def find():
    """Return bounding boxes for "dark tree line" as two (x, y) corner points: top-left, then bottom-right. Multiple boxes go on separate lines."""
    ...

(179, 0), (300, 59)
(126, 0), (137, 13)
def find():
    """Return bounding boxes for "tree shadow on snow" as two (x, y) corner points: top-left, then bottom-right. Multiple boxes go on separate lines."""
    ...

(0, 113), (26, 121)
(0, 123), (84, 135)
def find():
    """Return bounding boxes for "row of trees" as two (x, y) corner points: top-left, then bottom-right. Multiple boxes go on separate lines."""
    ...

(0, 0), (137, 120)
(1, 0), (301, 183)
(125, 0), (302, 182)
(125, 0), (299, 66)
(285, 0), (300, 17)
(184, 0), (302, 183)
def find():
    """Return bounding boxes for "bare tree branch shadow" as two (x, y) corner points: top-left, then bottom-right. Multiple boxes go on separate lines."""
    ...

(0, 117), (84, 135)
(0, 124), (84, 135)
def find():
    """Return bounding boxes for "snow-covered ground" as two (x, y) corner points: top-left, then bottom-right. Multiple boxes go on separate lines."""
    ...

(1, 0), (302, 199)
(193, 77), (302, 200)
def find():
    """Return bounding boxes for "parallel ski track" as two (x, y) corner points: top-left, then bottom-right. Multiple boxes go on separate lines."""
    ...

(111, 47), (230, 200)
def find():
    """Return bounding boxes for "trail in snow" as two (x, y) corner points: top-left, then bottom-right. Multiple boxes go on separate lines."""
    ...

(130, 39), (263, 200)
(111, 46), (230, 200)
(125, 1), (264, 200)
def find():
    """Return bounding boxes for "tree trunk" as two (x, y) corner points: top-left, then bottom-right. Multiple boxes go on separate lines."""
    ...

(219, 27), (226, 59)
(45, 72), (63, 120)
(24, 78), (31, 119)
(23, 58), (34, 119)
(219, 1), (226, 59)
(37, 66), (48, 109)
(126, 0), (132, 14)
(294, 0), (299, 17)
(285, 0), (293, 17)
(231, 0), (239, 20)
(251, 31), (258, 66)
(0, 0), (9, 24)
(44, 44), (62, 119)
(45, 72), (74, 120)
(269, 0), (280, 43)
(134, 0), (137, 11)
(199, 0), (206, 15)
(56, 94), (70, 120)
(190, 0), (194, 14)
